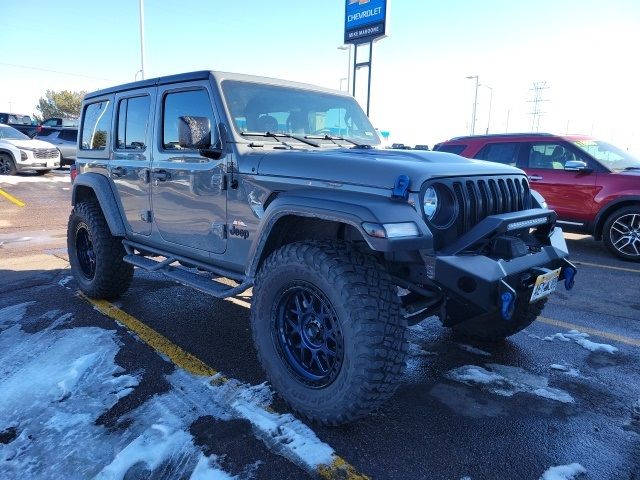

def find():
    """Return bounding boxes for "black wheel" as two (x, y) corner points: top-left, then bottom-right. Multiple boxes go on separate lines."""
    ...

(0, 154), (17, 175)
(603, 206), (640, 261)
(36, 169), (51, 175)
(451, 296), (547, 341)
(251, 241), (408, 425)
(67, 202), (133, 299)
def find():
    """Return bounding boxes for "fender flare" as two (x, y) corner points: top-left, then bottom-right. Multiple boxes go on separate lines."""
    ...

(245, 189), (433, 277)
(71, 173), (127, 236)
(593, 195), (640, 239)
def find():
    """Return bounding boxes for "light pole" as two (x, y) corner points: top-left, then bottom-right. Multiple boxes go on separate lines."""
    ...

(139, 0), (146, 80)
(480, 84), (493, 134)
(466, 75), (479, 135)
(338, 45), (352, 95)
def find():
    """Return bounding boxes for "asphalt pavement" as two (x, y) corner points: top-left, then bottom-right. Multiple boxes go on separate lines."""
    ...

(1, 170), (639, 480)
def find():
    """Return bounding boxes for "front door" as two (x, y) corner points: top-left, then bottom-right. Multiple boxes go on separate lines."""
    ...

(521, 141), (599, 224)
(110, 88), (155, 235)
(151, 83), (227, 254)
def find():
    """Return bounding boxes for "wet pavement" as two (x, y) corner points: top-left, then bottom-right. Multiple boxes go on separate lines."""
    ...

(1, 171), (639, 479)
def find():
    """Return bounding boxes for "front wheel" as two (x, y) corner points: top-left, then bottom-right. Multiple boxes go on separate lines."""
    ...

(603, 206), (640, 261)
(0, 154), (17, 175)
(251, 241), (408, 425)
(451, 296), (548, 341)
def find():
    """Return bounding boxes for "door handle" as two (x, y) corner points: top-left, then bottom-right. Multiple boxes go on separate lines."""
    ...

(110, 166), (127, 178)
(153, 169), (170, 182)
(528, 175), (543, 181)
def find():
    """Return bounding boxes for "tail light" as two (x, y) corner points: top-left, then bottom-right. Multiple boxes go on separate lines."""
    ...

(70, 164), (78, 183)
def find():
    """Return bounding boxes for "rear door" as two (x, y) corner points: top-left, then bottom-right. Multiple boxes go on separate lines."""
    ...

(151, 82), (227, 254)
(110, 88), (155, 236)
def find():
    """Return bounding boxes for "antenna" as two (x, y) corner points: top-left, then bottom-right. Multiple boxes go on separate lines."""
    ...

(527, 82), (549, 132)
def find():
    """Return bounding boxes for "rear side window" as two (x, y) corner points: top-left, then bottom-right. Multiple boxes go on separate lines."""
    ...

(60, 129), (78, 142)
(116, 96), (150, 150)
(163, 89), (214, 150)
(474, 142), (519, 165)
(42, 119), (59, 127)
(81, 100), (112, 150)
(436, 144), (467, 155)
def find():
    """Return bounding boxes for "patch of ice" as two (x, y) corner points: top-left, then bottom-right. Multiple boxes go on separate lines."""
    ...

(545, 329), (618, 354)
(458, 343), (491, 357)
(540, 463), (586, 480)
(446, 364), (574, 404)
(190, 454), (236, 480)
(57, 276), (73, 288)
(0, 301), (35, 327)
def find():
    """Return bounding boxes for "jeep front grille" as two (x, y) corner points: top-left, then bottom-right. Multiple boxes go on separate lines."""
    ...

(33, 148), (58, 159)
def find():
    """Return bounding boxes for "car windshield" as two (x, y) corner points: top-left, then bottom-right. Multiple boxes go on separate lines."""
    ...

(221, 80), (380, 146)
(0, 125), (29, 140)
(573, 139), (640, 171)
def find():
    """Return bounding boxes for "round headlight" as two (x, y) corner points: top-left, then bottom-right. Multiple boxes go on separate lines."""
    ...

(423, 186), (439, 220)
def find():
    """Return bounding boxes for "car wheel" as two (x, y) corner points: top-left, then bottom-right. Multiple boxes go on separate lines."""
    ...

(603, 206), (640, 261)
(0, 154), (17, 175)
(67, 202), (133, 299)
(251, 241), (408, 425)
(451, 296), (548, 341)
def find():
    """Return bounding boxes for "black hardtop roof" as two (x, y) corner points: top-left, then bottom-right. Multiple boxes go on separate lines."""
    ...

(448, 132), (556, 141)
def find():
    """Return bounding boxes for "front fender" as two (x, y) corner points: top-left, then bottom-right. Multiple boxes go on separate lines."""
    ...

(72, 172), (126, 236)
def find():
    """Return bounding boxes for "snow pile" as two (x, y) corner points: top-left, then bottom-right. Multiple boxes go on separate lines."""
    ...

(539, 463), (586, 480)
(544, 330), (618, 354)
(446, 364), (574, 403)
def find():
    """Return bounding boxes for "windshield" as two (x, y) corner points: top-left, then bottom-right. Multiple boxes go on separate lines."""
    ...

(574, 139), (640, 171)
(0, 125), (29, 140)
(221, 80), (380, 146)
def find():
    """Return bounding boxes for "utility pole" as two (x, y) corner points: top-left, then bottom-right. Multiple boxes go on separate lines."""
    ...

(528, 81), (549, 132)
(466, 75), (479, 135)
(139, 0), (146, 80)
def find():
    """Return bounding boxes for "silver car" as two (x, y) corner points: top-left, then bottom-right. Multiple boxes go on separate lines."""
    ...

(35, 127), (78, 166)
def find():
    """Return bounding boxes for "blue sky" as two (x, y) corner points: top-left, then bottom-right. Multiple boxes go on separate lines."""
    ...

(1, 0), (639, 148)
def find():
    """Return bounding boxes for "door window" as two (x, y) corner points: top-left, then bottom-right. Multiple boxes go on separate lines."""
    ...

(80, 100), (112, 150)
(526, 143), (586, 170)
(116, 96), (151, 150)
(474, 142), (519, 165)
(162, 89), (214, 150)
(59, 129), (78, 142)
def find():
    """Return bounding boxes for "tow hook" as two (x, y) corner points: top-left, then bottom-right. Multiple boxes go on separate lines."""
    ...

(499, 280), (517, 320)
(561, 260), (577, 290)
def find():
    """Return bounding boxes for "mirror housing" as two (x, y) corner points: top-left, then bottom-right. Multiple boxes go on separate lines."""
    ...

(564, 160), (592, 173)
(178, 116), (225, 159)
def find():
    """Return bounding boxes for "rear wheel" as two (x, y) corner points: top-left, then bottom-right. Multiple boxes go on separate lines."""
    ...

(67, 202), (133, 299)
(251, 241), (408, 425)
(451, 296), (547, 340)
(603, 206), (640, 261)
(0, 154), (17, 175)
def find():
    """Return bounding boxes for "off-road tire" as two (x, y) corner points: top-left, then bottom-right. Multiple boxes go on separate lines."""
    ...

(451, 296), (547, 340)
(251, 241), (408, 425)
(602, 205), (640, 262)
(67, 201), (133, 299)
(0, 154), (17, 176)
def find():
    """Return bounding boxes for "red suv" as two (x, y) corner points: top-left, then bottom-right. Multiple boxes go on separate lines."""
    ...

(434, 133), (640, 261)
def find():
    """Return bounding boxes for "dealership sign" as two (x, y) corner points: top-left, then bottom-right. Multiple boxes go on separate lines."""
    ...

(344, 0), (388, 44)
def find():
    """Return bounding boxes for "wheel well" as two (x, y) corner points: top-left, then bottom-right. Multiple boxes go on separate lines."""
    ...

(258, 216), (367, 269)
(73, 185), (99, 205)
(595, 200), (640, 239)
(0, 149), (16, 162)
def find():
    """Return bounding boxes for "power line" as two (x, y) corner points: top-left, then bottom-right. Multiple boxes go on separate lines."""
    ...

(0, 62), (122, 82)
(527, 81), (549, 132)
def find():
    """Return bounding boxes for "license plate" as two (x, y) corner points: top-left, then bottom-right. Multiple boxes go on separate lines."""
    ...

(530, 268), (561, 303)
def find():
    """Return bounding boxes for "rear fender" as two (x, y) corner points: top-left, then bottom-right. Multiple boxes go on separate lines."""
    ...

(71, 173), (126, 236)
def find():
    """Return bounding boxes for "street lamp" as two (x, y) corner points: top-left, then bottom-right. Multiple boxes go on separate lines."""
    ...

(466, 75), (479, 135)
(338, 45), (352, 95)
(480, 84), (493, 134)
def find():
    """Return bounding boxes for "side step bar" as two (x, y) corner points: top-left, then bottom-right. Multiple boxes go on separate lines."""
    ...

(122, 241), (252, 299)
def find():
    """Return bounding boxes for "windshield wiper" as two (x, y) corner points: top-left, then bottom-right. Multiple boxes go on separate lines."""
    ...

(305, 134), (364, 147)
(241, 131), (320, 148)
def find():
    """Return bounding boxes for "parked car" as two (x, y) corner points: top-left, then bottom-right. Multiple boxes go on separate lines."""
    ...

(34, 127), (78, 166)
(0, 112), (38, 137)
(0, 124), (60, 175)
(434, 133), (640, 261)
(40, 117), (79, 128)
(414, 144), (430, 151)
(68, 70), (576, 424)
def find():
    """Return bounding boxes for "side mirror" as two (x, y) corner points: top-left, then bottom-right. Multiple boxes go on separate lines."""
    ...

(564, 160), (592, 173)
(178, 116), (212, 149)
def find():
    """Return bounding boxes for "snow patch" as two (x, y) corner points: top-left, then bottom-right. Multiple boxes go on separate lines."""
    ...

(190, 454), (236, 480)
(0, 301), (35, 327)
(0, 174), (70, 185)
(447, 364), (574, 403)
(540, 463), (586, 480)
(549, 364), (581, 377)
(457, 343), (491, 357)
(545, 329), (618, 354)
(57, 276), (73, 288)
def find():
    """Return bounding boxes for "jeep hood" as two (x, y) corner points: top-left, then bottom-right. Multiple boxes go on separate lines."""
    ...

(255, 148), (525, 190)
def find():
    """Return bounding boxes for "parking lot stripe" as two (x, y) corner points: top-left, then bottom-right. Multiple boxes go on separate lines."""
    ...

(574, 260), (640, 274)
(77, 291), (368, 480)
(539, 316), (640, 347)
(0, 188), (26, 207)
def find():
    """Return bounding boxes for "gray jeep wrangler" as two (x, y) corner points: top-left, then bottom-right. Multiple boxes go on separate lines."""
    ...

(68, 71), (577, 425)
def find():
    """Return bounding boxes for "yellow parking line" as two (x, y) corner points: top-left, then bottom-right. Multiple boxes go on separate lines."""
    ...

(77, 291), (367, 479)
(0, 188), (25, 207)
(539, 316), (640, 347)
(574, 260), (640, 274)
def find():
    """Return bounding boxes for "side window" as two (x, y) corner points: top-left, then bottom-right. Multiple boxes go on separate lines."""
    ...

(163, 89), (214, 150)
(474, 143), (519, 165)
(436, 144), (467, 155)
(526, 143), (581, 170)
(116, 96), (151, 150)
(43, 119), (57, 127)
(80, 100), (112, 150)
(60, 130), (78, 142)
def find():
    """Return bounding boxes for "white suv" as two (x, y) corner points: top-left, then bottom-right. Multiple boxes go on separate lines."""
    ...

(0, 123), (60, 175)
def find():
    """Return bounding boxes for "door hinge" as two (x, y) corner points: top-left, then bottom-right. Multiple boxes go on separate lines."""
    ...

(140, 210), (152, 223)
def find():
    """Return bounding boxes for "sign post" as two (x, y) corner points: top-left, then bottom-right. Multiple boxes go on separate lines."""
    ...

(344, 0), (388, 116)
